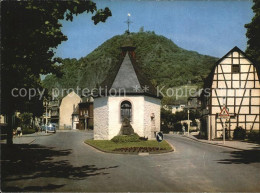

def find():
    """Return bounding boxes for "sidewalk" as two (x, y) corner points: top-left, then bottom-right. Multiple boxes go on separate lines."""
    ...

(183, 132), (260, 151)
(1, 132), (52, 145)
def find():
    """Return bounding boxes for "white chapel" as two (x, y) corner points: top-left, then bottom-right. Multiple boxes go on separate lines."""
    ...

(93, 36), (161, 140)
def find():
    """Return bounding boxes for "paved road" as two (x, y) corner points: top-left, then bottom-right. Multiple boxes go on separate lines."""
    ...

(2, 131), (260, 192)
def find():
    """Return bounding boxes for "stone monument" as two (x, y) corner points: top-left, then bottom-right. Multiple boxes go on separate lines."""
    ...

(119, 118), (134, 135)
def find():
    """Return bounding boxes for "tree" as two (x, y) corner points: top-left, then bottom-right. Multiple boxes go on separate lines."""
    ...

(19, 112), (33, 129)
(42, 32), (217, 97)
(245, 0), (260, 65)
(1, 1), (111, 145)
(139, 26), (144, 33)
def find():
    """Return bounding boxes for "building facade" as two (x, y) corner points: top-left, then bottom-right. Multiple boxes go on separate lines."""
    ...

(49, 100), (60, 124)
(72, 105), (79, 130)
(202, 47), (260, 139)
(78, 98), (94, 130)
(59, 91), (82, 130)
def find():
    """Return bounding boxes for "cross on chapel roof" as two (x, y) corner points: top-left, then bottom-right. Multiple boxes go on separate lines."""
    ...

(124, 13), (133, 34)
(93, 14), (161, 99)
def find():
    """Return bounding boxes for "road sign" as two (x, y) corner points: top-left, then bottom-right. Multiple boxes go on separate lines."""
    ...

(219, 105), (230, 144)
(218, 105), (230, 119)
(156, 132), (164, 142)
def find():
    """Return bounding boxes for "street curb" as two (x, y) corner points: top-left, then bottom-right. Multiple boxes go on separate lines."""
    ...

(182, 135), (250, 151)
(166, 140), (175, 152)
(13, 133), (53, 138)
(12, 138), (37, 145)
(28, 139), (36, 144)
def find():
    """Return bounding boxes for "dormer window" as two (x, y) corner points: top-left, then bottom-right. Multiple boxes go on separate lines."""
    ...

(232, 64), (240, 73)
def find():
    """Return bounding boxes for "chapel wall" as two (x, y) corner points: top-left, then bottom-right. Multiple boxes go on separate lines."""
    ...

(108, 96), (145, 139)
(144, 96), (161, 139)
(94, 97), (109, 140)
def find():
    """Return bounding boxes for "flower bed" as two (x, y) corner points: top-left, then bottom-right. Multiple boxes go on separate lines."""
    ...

(113, 147), (166, 153)
(85, 139), (173, 154)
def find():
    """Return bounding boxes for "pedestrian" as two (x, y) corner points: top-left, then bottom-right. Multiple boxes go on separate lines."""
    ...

(17, 126), (22, 137)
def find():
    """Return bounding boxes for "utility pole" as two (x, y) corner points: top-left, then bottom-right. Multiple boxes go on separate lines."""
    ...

(187, 108), (190, 136)
(223, 119), (226, 144)
(84, 110), (88, 131)
(44, 98), (49, 133)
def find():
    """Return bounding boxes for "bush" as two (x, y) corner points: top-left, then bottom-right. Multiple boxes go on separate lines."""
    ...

(22, 128), (35, 135)
(111, 133), (140, 143)
(161, 124), (170, 134)
(248, 130), (260, 142)
(173, 122), (182, 132)
(233, 126), (246, 140)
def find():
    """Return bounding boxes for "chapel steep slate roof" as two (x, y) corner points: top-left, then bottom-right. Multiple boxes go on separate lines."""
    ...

(97, 50), (161, 99)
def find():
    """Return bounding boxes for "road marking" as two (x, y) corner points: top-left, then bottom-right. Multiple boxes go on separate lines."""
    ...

(138, 152), (149, 156)
(203, 151), (206, 167)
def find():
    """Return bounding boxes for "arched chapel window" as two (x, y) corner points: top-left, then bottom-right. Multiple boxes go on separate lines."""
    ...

(120, 101), (132, 122)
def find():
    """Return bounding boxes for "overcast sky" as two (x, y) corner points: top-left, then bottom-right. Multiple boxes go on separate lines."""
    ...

(55, 0), (253, 59)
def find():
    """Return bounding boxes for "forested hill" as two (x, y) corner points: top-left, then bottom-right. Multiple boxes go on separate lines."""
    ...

(42, 31), (218, 99)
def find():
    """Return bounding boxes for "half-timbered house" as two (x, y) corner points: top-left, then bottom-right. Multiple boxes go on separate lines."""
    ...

(201, 46), (260, 139)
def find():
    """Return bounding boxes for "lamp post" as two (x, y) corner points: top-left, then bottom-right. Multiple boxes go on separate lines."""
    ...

(187, 108), (190, 136)
(43, 98), (49, 133)
(186, 97), (198, 137)
(205, 94), (210, 140)
(84, 111), (89, 131)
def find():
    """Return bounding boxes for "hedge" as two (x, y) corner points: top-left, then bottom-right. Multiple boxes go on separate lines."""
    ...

(111, 133), (140, 143)
(22, 128), (35, 135)
(233, 126), (246, 140)
(248, 130), (260, 142)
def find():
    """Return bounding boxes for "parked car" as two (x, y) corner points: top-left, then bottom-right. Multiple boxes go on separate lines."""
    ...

(47, 123), (56, 133)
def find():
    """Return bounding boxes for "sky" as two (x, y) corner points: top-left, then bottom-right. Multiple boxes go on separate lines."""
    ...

(55, 0), (254, 59)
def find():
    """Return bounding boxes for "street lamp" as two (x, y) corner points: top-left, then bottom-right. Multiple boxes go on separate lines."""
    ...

(186, 97), (198, 136)
(186, 99), (193, 136)
(187, 108), (190, 136)
(43, 97), (49, 133)
(84, 111), (89, 131)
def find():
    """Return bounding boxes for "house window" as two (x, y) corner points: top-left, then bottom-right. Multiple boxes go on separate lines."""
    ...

(232, 65), (240, 73)
(121, 101), (132, 122)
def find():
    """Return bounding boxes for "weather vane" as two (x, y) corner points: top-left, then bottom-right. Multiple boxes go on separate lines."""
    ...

(125, 13), (133, 33)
